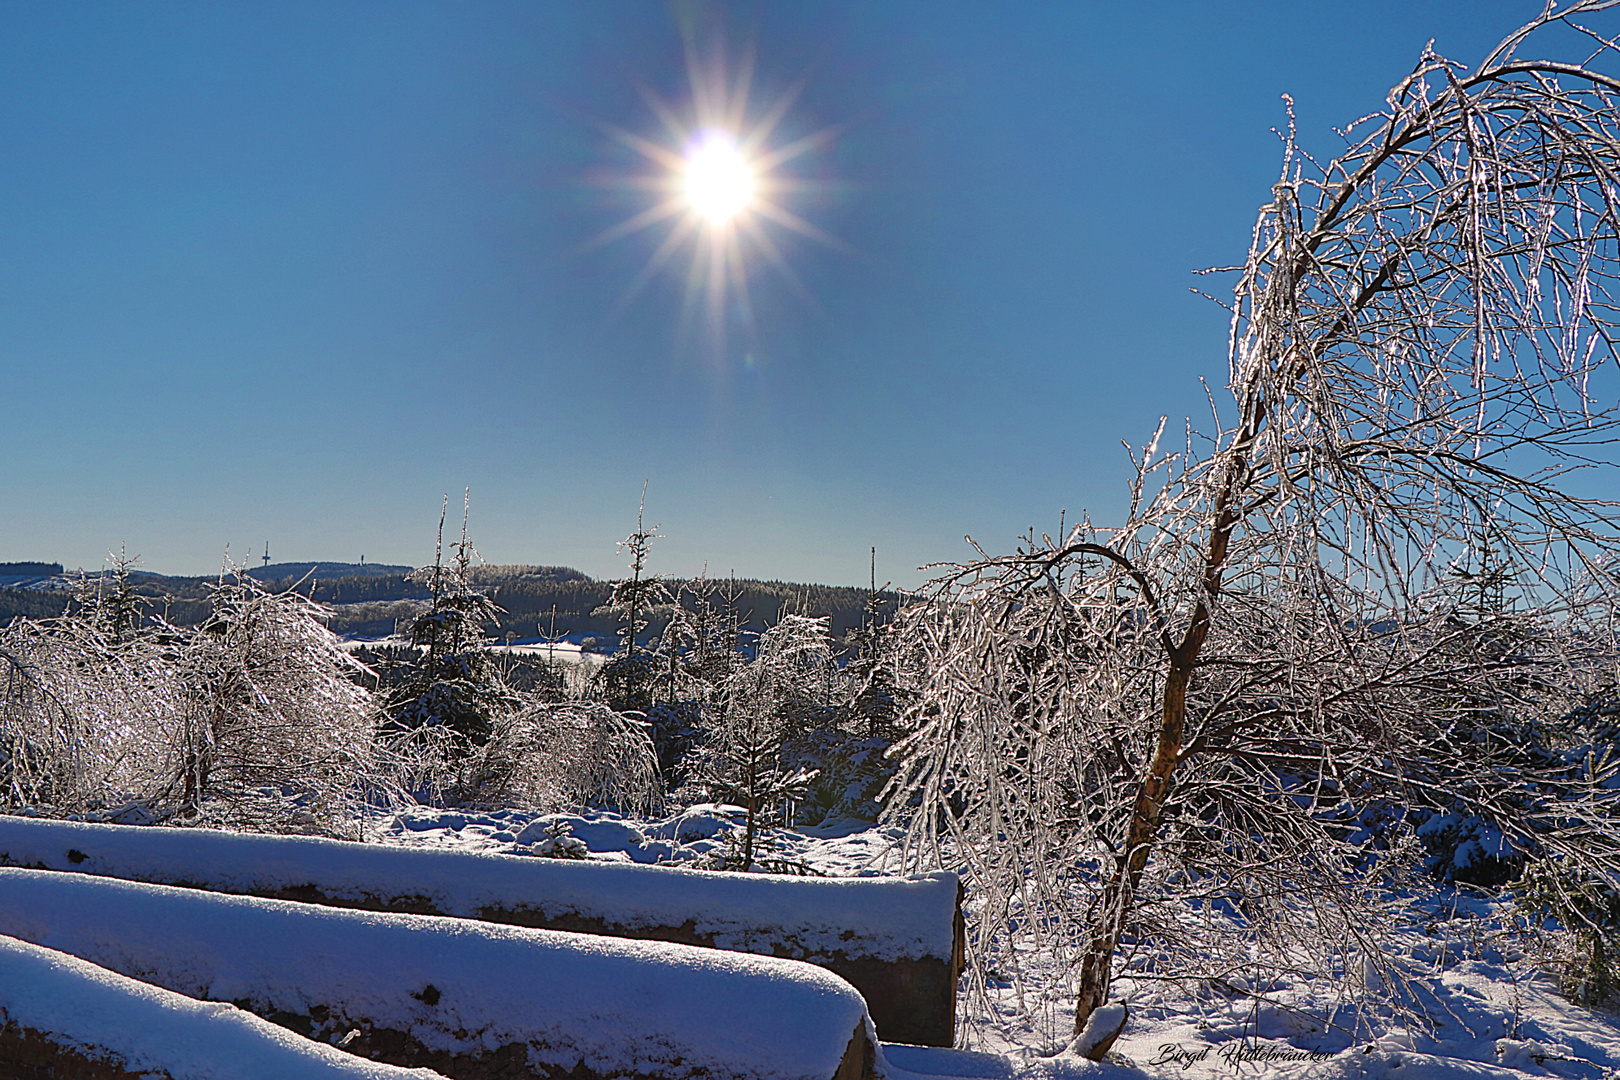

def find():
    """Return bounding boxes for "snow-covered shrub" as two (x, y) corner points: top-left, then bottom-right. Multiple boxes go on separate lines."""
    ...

(646, 699), (705, 786)
(527, 818), (589, 858)
(595, 648), (660, 714)
(0, 616), (187, 815)
(498, 653), (569, 701)
(0, 568), (385, 833)
(177, 572), (382, 827)
(1509, 684), (1620, 1005)
(1519, 857), (1620, 1006)
(454, 701), (658, 814)
(1413, 811), (1525, 888)
(779, 727), (895, 826)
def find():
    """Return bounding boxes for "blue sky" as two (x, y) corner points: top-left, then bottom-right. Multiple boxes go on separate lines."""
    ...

(0, 1), (1539, 587)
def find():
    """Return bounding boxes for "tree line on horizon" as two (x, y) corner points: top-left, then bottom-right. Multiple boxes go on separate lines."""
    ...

(0, 495), (912, 875)
(0, 559), (901, 648)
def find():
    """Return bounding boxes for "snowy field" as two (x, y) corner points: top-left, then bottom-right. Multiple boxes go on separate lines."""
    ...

(338, 637), (604, 668)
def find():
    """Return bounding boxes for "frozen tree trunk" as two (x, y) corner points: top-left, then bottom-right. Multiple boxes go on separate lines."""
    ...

(1075, 406), (1258, 1029)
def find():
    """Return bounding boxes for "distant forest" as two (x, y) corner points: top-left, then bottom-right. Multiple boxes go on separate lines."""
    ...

(0, 561), (901, 649)
(0, 562), (63, 576)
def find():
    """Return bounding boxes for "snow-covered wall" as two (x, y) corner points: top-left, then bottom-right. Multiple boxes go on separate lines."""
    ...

(0, 815), (961, 1045)
(0, 935), (448, 1079)
(0, 868), (877, 1080)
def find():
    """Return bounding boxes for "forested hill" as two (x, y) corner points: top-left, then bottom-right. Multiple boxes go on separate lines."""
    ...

(247, 561), (414, 581)
(0, 562), (901, 647)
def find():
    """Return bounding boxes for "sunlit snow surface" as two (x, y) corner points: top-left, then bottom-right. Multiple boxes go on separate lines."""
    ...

(0, 935), (443, 1079)
(373, 804), (1620, 1080)
(375, 801), (912, 878)
(8, 801), (1613, 1080)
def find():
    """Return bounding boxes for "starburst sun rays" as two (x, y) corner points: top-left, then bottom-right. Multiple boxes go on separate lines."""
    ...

(587, 39), (844, 355)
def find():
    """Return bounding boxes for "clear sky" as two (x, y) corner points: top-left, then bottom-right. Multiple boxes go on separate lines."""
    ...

(0, 1), (1539, 587)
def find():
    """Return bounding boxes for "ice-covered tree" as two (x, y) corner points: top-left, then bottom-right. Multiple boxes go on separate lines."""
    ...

(66, 547), (146, 646)
(640, 572), (741, 785)
(388, 494), (519, 749)
(888, 2), (1620, 1044)
(1, 561), (381, 832)
(842, 550), (907, 739)
(596, 487), (671, 714)
(0, 614), (185, 816)
(697, 614), (833, 867)
(175, 568), (380, 826)
(455, 700), (659, 814)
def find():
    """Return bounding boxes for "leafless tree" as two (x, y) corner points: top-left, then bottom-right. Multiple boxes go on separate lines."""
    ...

(889, 1), (1620, 1045)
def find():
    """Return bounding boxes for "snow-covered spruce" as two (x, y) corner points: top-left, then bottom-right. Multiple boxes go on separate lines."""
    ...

(0, 868), (878, 1080)
(0, 935), (447, 1079)
(0, 814), (960, 1045)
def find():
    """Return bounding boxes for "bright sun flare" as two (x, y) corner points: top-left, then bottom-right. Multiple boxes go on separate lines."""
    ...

(586, 36), (844, 355)
(684, 130), (755, 225)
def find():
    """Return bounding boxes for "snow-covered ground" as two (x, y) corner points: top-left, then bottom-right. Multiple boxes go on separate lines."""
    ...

(370, 806), (1620, 1080)
(6, 802), (1619, 1080)
(375, 801), (910, 877)
(338, 636), (605, 670)
(950, 890), (1620, 1080)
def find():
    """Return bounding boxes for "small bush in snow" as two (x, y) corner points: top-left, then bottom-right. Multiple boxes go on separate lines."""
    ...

(530, 818), (589, 859)
(454, 701), (658, 814)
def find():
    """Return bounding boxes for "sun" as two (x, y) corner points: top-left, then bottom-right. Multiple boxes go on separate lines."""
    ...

(585, 36), (842, 355)
(684, 129), (755, 225)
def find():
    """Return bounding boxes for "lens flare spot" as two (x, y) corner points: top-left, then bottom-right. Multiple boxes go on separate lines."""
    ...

(684, 130), (755, 225)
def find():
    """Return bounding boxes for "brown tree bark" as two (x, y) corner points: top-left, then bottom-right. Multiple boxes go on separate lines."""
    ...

(1073, 398), (1262, 1033)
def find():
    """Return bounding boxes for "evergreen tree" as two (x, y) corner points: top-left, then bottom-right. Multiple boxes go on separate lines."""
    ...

(389, 494), (519, 748)
(696, 614), (831, 868)
(596, 487), (671, 713)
